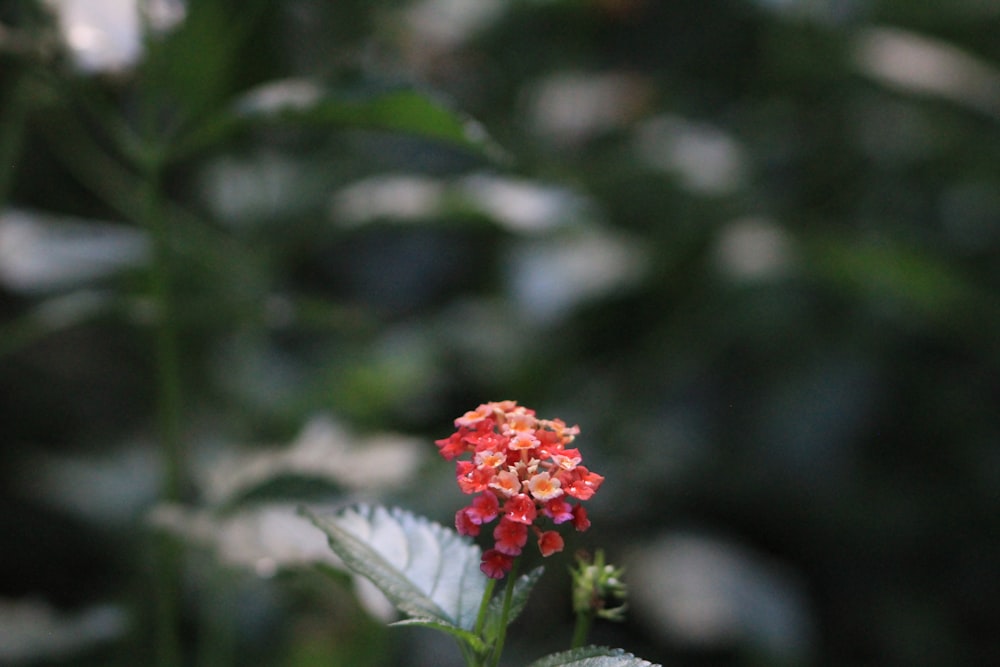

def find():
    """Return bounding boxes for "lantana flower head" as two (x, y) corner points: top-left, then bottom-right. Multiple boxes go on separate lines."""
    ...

(436, 400), (604, 579)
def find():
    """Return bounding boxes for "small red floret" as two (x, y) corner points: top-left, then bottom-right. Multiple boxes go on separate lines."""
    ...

(466, 492), (499, 525)
(456, 508), (480, 537)
(537, 530), (564, 557)
(435, 432), (468, 460)
(493, 518), (528, 556)
(480, 549), (514, 579)
(503, 493), (537, 525)
(543, 497), (574, 524)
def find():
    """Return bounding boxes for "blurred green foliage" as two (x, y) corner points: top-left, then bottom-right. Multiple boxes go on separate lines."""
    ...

(1, 0), (998, 666)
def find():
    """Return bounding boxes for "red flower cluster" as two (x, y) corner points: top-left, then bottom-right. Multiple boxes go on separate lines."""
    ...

(436, 401), (604, 579)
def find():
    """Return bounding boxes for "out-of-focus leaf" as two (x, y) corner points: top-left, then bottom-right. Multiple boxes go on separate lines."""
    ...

(527, 646), (661, 667)
(218, 474), (346, 513)
(0, 598), (126, 662)
(142, 0), (269, 129)
(0, 291), (113, 359)
(199, 416), (424, 508)
(0, 208), (149, 294)
(173, 80), (501, 160)
(150, 504), (341, 574)
(302, 504), (487, 632)
(806, 235), (975, 319)
(852, 27), (1000, 120)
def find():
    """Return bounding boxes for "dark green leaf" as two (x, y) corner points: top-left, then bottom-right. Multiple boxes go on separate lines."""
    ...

(173, 80), (503, 161)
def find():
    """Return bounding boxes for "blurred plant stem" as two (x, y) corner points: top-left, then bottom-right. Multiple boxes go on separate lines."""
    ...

(141, 155), (184, 667)
(0, 2), (37, 205)
(195, 566), (238, 667)
(142, 159), (185, 502)
(137, 70), (186, 664)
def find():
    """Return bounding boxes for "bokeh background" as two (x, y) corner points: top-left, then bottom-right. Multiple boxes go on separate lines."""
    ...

(1, 1), (998, 665)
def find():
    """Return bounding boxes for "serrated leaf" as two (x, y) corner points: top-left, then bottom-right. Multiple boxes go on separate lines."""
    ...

(302, 504), (487, 631)
(527, 646), (662, 667)
(483, 566), (544, 643)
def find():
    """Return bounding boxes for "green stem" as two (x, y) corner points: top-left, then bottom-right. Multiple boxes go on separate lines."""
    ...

(143, 153), (185, 667)
(152, 531), (183, 667)
(462, 576), (498, 667)
(473, 577), (498, 639)
(151, 156), (191, 667)
(195, 566), (237, 667)
(148, 175), (186, 501)
(570, 610), (592, 649)
(143, 160), (185, 500)
(136, 35), (185, 661)
(487, 558), (520, 667)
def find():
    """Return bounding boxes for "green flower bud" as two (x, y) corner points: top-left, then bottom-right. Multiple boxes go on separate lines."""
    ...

(570, 549), (628, 622)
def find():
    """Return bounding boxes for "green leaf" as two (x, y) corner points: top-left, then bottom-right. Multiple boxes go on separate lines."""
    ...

(527, 646), (662, 667)
(0, 291), (112, 359)
(805, 234), (975, 321)
(173, 80), (503, 161)
(483, 566), (545, 643)
(302, 504), (487, 632)
(143, 0), (271, 136)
